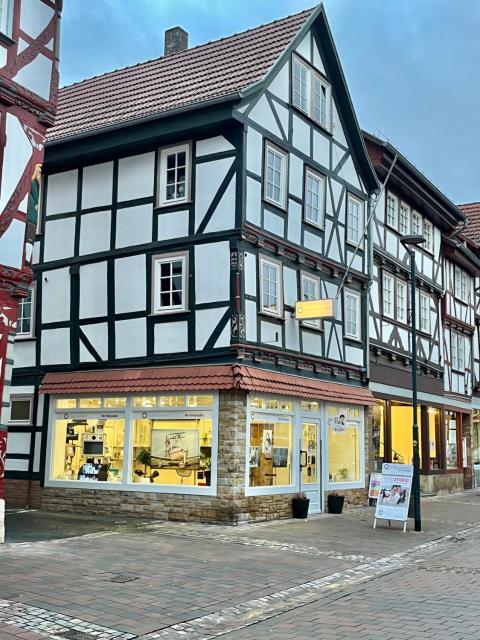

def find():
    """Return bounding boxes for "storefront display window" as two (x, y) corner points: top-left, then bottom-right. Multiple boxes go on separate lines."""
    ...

(79, 398), (102, 409)
(428, 408), (441, 470)
(446, 411), (458, 469)
(301, 401), (319, 412)
(249, 417), (293, 487)
(133, 396), (157, 408)
(56, 398), (77, 409)
(301, 422), (317, 485)
(104, 398), (127, 408)
(390, 403), (421, 466)
(159, 396), (185, 407)
(372, 401), (385, 471)
(250, 397), (293, 412)
(327, 405), (361, 484)
(473, 410), (480, 464)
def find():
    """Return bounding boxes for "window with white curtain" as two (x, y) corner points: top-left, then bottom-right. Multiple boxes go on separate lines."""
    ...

(399, 203), (409, 235)
(419, 293), (430, 334)
(344, 290), (361, 340)
(264, 142), (287, 209)
(260, 256), (282, 317)
(386, 193), (398, 229)
(304, 168), (324, 227)
(382, 274), (394, 318)
(347, 194), (363, 245)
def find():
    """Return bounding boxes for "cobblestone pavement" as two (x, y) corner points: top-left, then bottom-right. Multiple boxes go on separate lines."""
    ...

(2, 492), (480, 639)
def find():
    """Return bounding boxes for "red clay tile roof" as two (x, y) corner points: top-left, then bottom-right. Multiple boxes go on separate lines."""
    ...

(458, 202), (480, 245)
(47, 8), (315, 143)
(40, 364), (374, 405)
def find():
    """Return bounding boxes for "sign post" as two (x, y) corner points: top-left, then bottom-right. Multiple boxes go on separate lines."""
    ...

(373, 463), (413, 533)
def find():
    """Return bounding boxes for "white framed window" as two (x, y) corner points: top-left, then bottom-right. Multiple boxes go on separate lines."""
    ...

(304, 168), (324, 228)
(292, 57), (310, 113)
(16, 287), (35, 338)
(382, 273), (394, 319)
(344, 290), (361, 340)
(419, 293), (430, 334)
(451, 332), (466, 371)
(455, 266), (469, 303)
(152, 252), (188, 314)
(312, 73), (331, 130)
(386, 193), (398, 229)
(423, 219), (433, 252)
(301, 273), (321, 329)
(346, 194), (364, 245)
(412, 210), (422, 236)
(9, 395), (33, 425)
(292, 55), (331, 132)
(260, 256), (282, 317)
(264, 142), (287, 209)
(399, 202), (410, 235)
(158, 142), (191, 206)
(0, 0), (12, 36)
(396, 281), (407, 324)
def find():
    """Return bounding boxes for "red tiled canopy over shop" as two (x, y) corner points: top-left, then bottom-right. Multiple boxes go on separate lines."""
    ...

(40, 365), (375, 406)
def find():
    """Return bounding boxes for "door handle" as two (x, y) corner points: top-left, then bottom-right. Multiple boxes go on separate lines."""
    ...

(300, 450), (308, 468)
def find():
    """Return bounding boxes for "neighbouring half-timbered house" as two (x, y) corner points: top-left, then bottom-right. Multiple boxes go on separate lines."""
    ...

(365, 131), (474, 494)
(6, 6), (381, 522)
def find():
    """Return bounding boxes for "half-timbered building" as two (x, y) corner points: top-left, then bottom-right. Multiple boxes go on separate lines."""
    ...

(365, 132), (475, 493)
(7, 6), (380, 522)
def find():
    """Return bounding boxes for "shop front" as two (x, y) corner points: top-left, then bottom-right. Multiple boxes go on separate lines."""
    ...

(36, 365), (374, 522)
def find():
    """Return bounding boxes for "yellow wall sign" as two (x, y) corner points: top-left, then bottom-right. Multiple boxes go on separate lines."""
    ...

(295, 299), (336, 320)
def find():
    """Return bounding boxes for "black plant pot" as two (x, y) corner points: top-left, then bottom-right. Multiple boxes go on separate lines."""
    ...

(327, 494), (345, 514)
(292, 497), (310, 519)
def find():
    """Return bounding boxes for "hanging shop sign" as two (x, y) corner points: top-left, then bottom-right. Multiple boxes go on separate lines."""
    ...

(295, 299), (336, 320)
(368, 472), (382, 499)
(373, 463), (413, 532)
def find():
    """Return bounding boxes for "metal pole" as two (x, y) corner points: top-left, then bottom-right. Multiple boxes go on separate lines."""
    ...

(410, 249), (422, 532)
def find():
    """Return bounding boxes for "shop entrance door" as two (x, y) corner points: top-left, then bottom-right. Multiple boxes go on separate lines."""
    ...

(300, 420), (322, 513)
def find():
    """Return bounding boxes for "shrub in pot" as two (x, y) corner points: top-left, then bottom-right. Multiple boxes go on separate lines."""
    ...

(327, 492), (345, 514)
(292, 492), (310, 519)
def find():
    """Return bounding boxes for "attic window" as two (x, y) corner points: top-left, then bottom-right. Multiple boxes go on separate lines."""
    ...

(292, 54), (331, 132)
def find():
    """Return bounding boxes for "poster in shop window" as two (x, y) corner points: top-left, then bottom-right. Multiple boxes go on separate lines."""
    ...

(151, 429), (200, 468)
(374, 463), (413, 522)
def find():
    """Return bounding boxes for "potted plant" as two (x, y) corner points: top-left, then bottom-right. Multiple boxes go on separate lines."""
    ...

(338, 467), (349, 481)
(292, 492), (310, 519)
(136, 448), (152, 483)
(327, 492), (345, 514)
(200, 453), (211, 485)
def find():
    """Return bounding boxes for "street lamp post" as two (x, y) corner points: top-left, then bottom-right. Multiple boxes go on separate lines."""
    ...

(401, 234), (426, 533)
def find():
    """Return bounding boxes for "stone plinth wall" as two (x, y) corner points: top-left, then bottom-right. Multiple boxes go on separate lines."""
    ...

(4, 479), (42, 508)
(420, 473), (464, 495)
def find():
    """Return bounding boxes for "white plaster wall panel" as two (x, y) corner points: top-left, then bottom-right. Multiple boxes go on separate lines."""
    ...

(158, 210), (189, 241)
(235, 101), (250, 115)
(272, 102), (289, 140)
(0, 44), (7, 66)
(117, 152), (155, 202)
(33, 431), (42, 473)
(196, 136), (234, 157)
(340, 156), (361, 191)
(287, 200), (302, 246)
(10, 385), (35, 395)
(20, 0), (54, 38)
(325, 219), (341, 262)
(46, 170), (78, 216)
(13, 53), (52, 100)
(215, 322), (230, 348)
(81, 162), (114, 209)
(195, 157), (234, 231)
(292, 114), (311, 157)
(41, 328), (70, 365)
(345, 345), (363, 366)
(246, 127), (263, 176)
(79, 210), (111, 255)
(204, 174), (236, 233)
(260, 321), (282, 347)
(369, 316), (377, 339)
(79, 342), (96, 364)
(330, 179), (344, 220)
(246, 177), (261, 226)
(285, 315), (300, 352)
(302, 330), (322, 356)
(346, 251), (363, 273)
(195, 242), (230, 304)
(375, 191), (386, 224)
(398, 327), (409, 348)
(79, 262), (108, 319)
(264, 210), (284, 237)
(195, 307), (228, 350)
(249, 96), (282, 140)
(43, 218), (75, 262)
(115, 318), (146, 358)
(5, 459), (29, 472)
(0, 219), (25, 269)
(385, 229), (396, 256)
(312, 38), (326, 74)
(304, 230), (321, 255)
(323, 323), (342, 360)
(82, 323), (108, 360)
(289, 154), (303, 199)
(295, 33), (311, 61)
(42, 267), (70, 323)
(12, 341), (36, 368)
(313, 130), (330, 170)
(32, 241), (40, 265)
(283, 267), (298, 307)
(373, 217), (382, 246)
(115, 254), (146, 314)
(245, 300), (257, 342)
(267, 62), (289, 102)
(244, 252), (257, 297)
(116, 203), (153, 248)
(1, 115), (32, 215)
(154, 321), (188, 354)
(45, 37), (54, 51)
(423, 254), (433, 280)
(332, 101), (348, 147)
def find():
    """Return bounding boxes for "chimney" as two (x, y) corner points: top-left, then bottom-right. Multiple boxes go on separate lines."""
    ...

(164, 27), (189, 56)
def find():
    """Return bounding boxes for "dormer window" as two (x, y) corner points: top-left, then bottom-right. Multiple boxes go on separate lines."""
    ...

(292, 55), (331, 132)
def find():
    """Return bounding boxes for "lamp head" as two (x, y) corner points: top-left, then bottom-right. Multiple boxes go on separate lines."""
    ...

(400, 235), (426, 248)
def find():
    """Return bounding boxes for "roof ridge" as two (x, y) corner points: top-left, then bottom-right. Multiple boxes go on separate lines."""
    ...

(59, 6), (317, 92)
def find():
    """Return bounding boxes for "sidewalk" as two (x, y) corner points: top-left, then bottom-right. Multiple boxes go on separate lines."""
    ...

(2, 491), (480, 639)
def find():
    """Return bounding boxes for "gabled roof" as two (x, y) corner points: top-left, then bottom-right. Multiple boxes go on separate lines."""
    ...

(47, 8), (316, 142)
(458, 202), (480, 246)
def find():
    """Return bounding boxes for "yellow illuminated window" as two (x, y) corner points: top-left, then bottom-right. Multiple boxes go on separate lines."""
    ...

(79, 398), (102, 409)
(133, 396), (157, 408)
(187, 395), (213, 407)
(248, 418), (293, 487)
(328, 422), (360, 483)
(159, 396), (184, 407)
(390, 404), (422, 466)
(56, 399), (77, 409)
(104, 398), (127, 408)
(301, 400), (319, 412)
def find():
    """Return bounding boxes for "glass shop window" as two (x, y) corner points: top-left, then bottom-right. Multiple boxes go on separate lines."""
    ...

(390, 403), (422, 467)
(428, 407), (442, 470)
(248, 418), (293, 487)
(56, 399), (77, 409)
(446, 411), (458, 469)
(473, 410), (480, 464)
(103, 398), (127, 408)
(131, 416), (212, 487)
(187, 395), (213, 407)
(133, 396), (157, 408)
(301, 400), (319, 412)
(250, 397), (293, 412)
(159, 396), (185, 407)
(327, 407), (361, 483)
(51, 417), (125, 483)
(372, 400), (385, 471)
(9, 397), (33, 424)
(79, 398), (102, 409)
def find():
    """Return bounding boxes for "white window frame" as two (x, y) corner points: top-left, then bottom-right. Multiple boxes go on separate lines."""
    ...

(386, 193), (398, 230)
(382, 273), (394, 319)
(423, 218), (434, 253)
(152, 251), (188, 315)
(399, 202), (410, 235)
(455, 266), (469, 303)
(292, 54), (332, 132)
(0, 0), (13, 37)
(419, 292), (430, 334)
(15, 285), (35, 339)
(396, 280), (407, 324)
(412, 210), (422, 236)
(158, 142), (191, 207)
(311, 71), (331, 131)
(300, 272), (321, 329)
(346, 193), (364, 246)
(9, 395), (33, 425)
(303, 167), (325, 228)
(344, 289), (361, 341)
(264, 141), (288, 210)
(260, 255), (283, 318)
(451, 332), (466, 372)
(292, 56), (310, 114)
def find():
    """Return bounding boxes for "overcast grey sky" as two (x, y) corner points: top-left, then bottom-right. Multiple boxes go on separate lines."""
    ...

(60, 0), (480, 204)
